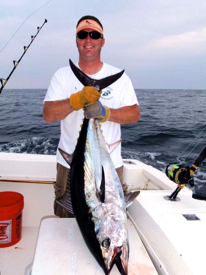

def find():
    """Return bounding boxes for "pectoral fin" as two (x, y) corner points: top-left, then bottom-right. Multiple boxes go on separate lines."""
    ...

(125, 191), (140, 208)
(107, 140), (121, 154)
(96, 166), (106, 203)
(58, 148), (73, 165)
(100, 166), (106, 203)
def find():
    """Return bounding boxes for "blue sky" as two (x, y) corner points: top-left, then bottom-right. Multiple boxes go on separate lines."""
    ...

(0, 0), (206, 89)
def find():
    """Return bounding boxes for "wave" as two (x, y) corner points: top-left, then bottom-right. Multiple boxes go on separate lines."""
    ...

(0, 137), (58, 155)
(1, 136), (205, 184)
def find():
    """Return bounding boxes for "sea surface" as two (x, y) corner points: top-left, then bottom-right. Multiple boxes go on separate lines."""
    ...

(0, 89), (206, 185)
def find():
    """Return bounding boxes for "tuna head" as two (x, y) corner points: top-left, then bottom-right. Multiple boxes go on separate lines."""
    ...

(93, 205), (129, 275)
(100, 238), (128, 275)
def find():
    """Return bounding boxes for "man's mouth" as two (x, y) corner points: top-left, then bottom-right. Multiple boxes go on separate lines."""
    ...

(84, 46), (94, 49)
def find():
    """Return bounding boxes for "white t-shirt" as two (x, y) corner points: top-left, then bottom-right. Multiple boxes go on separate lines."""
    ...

(44, 62), (139, 169)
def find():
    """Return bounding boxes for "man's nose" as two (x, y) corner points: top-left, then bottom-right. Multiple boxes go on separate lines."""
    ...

(85, 33), (92, 41)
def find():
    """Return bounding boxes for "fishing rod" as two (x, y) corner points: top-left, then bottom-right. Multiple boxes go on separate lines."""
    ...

(0, 19), (47, 94)
(165, 146), (206, 201)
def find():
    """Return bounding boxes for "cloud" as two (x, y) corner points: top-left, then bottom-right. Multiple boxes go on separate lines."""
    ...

(151, 27), (206, 53)
(1, 0), (206, 89)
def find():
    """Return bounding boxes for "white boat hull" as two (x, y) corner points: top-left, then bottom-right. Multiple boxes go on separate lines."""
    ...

(0, 152), (206, 275)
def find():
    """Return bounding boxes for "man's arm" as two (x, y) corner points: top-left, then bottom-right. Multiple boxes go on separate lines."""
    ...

(43, 86), (101, 123)
(43, 99), (74, 123)
(109, 104), (140, 124)
(84, 102), (140, 124)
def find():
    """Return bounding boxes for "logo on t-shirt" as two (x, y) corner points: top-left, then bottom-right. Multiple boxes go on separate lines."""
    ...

(101, 87), (113, 100)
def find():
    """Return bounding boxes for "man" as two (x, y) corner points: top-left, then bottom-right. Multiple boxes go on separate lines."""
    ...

(43, 15), (140, 217)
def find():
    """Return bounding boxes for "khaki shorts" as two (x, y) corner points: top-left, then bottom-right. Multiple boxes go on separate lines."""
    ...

(54, 163), (125, 218)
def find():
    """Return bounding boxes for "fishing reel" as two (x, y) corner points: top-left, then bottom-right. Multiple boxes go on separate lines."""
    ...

(165, 163), (194, 187)
(165, 146), (206, 201)
(165, 163), (194, 201)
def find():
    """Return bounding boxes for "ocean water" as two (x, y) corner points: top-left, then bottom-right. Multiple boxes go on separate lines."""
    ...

(0, 89), (206, 184)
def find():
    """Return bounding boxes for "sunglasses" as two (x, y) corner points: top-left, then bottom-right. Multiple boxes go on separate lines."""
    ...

(77, 31), (103, 40)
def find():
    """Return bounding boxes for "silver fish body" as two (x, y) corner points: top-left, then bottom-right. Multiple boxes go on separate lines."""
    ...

(57, 60), (128, 274)
(84, 118), (128, 274)
(59, 118), (128, 275)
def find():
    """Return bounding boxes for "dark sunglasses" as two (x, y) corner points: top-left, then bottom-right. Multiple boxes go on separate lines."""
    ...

(77, 31), (103, 40)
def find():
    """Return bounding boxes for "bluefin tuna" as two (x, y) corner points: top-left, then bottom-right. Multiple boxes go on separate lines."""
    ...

(57, 60), (138, 274)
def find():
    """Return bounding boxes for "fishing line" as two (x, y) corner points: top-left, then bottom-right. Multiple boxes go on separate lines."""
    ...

(178, 124), (206, 162)
(183, 132), (206, 160)
(0, 0), (53, 54)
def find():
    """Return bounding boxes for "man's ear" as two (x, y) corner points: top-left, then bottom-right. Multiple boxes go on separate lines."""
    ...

(101, 38), (105, 47)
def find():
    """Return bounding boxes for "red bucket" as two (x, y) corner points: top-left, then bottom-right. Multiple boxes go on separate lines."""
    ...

(0, 192), (24, 248)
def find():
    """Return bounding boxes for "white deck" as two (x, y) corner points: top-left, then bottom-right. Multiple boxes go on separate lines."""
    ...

(0, 180), (54, 275)
(0, 178), (158, 275)
(0, 226), (39, 275)
(128, 190), (206, 275)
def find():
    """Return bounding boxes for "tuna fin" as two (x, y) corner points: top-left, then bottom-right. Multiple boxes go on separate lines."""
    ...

(100, 166), (106, 203)
(125, 191), (140, 208)
(58, 148), (73, 165)
(107, 140), (121, 154)
(56, 171), (74, 215)
(69, 59), (124, 91)
(97, 166), (106, 203)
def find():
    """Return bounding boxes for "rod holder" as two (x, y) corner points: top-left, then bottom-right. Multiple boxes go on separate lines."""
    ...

(0, 78), (5, 85)
(164, 187), (181, 201)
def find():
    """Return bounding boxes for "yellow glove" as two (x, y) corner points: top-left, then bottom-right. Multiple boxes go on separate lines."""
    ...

(70, 86), (101, 110)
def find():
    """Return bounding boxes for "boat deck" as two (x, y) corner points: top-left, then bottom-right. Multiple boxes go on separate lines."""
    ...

(0, 178), (158, 275)
(0, 226), (39, 275)
(2, 153), (202, 275)
(0, 179), (55, 275)
(0, 173), (159, 275)
(128, 189), (206, 275)
(32, 217), (157, 275)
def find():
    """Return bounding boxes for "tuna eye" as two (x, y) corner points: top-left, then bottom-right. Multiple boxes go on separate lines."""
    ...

(102, 238), (110, 248)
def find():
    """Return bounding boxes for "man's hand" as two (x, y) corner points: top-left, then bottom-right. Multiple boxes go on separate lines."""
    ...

(84, 101), (111, 123)
(70, 86), (101, 110)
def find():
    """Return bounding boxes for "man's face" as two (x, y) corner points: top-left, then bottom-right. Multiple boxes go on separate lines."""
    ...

(76, 28), (105, 61)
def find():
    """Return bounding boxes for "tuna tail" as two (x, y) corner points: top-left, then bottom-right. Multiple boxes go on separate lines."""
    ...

(69, 59), (124, 91)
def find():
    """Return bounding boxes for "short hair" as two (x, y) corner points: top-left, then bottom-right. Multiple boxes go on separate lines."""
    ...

(76, 15), (103, 30)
